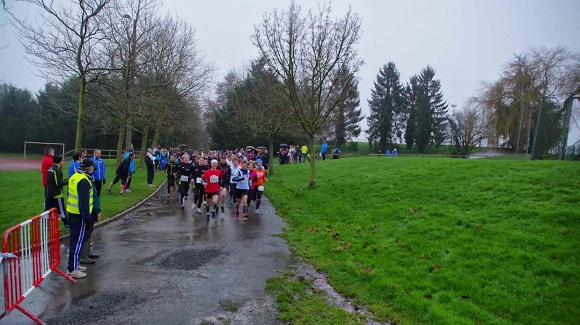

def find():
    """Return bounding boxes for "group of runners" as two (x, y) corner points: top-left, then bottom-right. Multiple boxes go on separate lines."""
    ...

(165, 149), (269, 221)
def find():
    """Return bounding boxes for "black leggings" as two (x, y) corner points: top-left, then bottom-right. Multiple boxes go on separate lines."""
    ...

(178, 182), (190, 206)
(194, 185), (205, 208)
(250, 189), (264, 209)
(167, 177), (175, 193)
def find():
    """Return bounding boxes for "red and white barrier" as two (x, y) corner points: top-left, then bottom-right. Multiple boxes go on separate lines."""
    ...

(1, 208), (76, 325)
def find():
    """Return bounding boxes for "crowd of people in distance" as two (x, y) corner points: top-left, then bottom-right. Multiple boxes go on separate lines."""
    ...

(162, 147), (270, 221)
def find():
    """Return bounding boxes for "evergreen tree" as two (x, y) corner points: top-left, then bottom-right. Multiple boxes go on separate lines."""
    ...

(366, 62), (405, 152)
(403, 79), (418, 149)
(408, 66), (448, 152)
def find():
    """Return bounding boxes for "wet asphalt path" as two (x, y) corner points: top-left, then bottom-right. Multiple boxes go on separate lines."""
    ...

(6, 188), (292, 325)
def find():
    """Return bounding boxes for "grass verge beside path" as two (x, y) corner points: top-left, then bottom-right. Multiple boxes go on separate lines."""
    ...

(0, 159), (164, 233)
(266, 157), (580, 325)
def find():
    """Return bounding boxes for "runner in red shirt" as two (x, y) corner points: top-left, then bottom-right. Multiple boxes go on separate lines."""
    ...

(202, 159), (222, 219)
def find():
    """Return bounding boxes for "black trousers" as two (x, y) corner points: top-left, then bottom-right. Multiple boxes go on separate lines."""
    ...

(147, 164), (154, 184)
(93, 179), (104, 197)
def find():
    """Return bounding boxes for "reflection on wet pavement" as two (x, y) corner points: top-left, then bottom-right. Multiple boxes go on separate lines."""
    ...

(5, 189), (291, 325)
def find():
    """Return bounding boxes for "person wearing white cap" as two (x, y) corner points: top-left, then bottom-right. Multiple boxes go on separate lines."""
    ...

(202, 159), (222, 219)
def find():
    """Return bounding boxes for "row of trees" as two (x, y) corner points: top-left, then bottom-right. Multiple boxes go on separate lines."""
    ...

(366, 63), (448, 153)
(366, 47), (579, 158)
(4, 0), (213, 164)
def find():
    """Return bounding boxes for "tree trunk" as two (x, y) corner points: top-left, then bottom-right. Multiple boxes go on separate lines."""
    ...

(115, 116), (127, 167)
(75, 79), (85, 151)
(268, 139), (274, 177)
(151, 127), (161, 149)
(308, 136), (316, 189)
(138, 124), (149, 168)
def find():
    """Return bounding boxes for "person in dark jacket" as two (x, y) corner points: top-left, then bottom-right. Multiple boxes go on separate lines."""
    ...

(79, 169), (101, 265)
(45, 155), (68, 228)
(106, 152), (134, 194)
(66, 158), (95, 279)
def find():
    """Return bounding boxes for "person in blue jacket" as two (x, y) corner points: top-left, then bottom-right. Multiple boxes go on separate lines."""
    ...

(320, 141), (328, 160)
(68, 152), (81, 178)
(122, 149), (136, 192)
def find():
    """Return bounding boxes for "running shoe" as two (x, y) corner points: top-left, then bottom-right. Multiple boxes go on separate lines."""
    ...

(255, 209), (260, 215)
(181, 205), (184, 211)
(196, 208), (202, 214)
(107, 189), (112, 195)
(191, 204), (196, 210)
(220, 206), (225, 213)
(125, 189), (132, 193)
(235, 212), (240, 218)
(211, 211), (216, 218)
(77, 265), (87, 271)
(67, 270), (87, 279)
(206, 213), (210, 220)
(242, 215), (248, 221)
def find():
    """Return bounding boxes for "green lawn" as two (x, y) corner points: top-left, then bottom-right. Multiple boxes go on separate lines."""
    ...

(265, 157), (580, 324)
(0, 159), (164, 233)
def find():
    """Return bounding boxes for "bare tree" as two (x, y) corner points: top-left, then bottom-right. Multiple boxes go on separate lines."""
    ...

(447, 101), (487, 157)
(100, 0), (160, 164)
(10, 0), (112, 150)
(234, 58), (293, 176)
(253, 1), (363, 188)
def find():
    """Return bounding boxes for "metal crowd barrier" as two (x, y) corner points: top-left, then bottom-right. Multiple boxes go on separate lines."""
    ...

(1, 208), (76, 325)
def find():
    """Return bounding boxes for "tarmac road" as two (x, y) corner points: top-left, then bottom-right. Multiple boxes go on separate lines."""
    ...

(5, 188), (292, 325)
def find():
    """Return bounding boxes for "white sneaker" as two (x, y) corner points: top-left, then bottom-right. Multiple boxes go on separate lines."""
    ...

(191, 204), (196, 210)
(77, 265), (87, 271)
(196, 208), (202, 214)
(256, 209), (260, 215)
(68, 269), (87, 279)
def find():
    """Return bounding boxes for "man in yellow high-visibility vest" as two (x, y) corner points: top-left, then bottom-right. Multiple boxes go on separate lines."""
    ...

(66, 158), (95, 279)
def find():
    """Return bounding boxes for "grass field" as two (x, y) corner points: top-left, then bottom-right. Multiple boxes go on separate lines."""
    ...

(0, 159), (164, 233)
(265, 157), (580, 324)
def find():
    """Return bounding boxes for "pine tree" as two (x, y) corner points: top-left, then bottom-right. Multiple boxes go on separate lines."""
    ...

(366, 62), (405, 152)
(403, 79), (418, 149)
(408, 66), (448, 152)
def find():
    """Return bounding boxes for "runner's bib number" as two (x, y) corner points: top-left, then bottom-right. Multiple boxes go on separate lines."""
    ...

(210, 175), (219, 183)
(258, 185), (264, 191)
(180, 175), (189, 182)
(196, 177), (203, 184)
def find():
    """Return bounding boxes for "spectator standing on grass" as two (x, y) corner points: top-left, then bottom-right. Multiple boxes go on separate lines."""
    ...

(41, 147), (55, 188)
(122, 149), (135, 191)
(106, 152), (133, 194)
(91, 149), (106, 197)
(145, 148), (155, 187)
(68, 152), (81, 178)
(320, 141), (328, 160)
(66, 158), (95, 279)
(301, 145), (309, 162)
(45, 155), (68, 228)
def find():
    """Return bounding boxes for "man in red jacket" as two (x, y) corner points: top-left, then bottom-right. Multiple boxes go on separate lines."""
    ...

(41, 147), (55, 188)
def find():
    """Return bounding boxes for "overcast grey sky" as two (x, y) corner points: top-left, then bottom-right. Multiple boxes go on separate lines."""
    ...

(1, 0), (579, 141)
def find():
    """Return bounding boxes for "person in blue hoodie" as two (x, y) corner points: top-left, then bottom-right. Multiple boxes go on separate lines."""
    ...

(320, 141), (328, 160)
(68, 152), (81, 178)
(122, 149), (135, 192)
